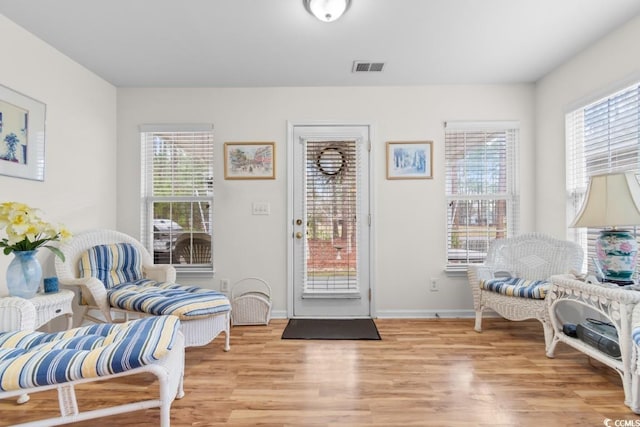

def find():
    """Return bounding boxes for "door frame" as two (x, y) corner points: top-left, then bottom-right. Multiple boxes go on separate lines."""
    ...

(286, 121), (376, 318)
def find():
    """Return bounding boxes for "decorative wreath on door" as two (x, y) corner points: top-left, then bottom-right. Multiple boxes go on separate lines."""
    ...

(315, 146), (347, 176)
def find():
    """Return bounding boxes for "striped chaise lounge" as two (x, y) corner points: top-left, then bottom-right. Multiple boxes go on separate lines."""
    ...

(54, 229), (231, 350)
(0, 315), (184, 426)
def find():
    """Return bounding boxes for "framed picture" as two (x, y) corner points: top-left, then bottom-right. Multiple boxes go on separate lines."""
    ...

(0, 85), (46, 181)
(224, 142), (275, 180)
(386, 141), (433, 179)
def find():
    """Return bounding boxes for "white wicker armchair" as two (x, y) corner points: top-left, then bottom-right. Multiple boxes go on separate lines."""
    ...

(54, 229), (230, 350)
(467, 233), (583, 349)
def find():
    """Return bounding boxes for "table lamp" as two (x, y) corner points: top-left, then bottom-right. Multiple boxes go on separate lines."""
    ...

(571, 172), (640, 285)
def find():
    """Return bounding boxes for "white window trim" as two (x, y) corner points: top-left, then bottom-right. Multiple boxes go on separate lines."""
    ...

(565, 81), (640, 277)
(444, 121), (520, 273)
(139, 123), (215, 274)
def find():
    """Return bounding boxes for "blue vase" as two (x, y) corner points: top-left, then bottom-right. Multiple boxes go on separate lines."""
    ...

(6, 250), (42, 299)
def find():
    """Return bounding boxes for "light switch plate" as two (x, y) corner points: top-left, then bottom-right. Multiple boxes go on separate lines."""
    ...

(252, 202), (270, 215)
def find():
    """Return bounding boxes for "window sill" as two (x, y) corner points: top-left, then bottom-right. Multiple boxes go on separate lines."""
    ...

(302, 290), (361, 299)
(176, 268), (215, 279)
(444, 264), (470, 276)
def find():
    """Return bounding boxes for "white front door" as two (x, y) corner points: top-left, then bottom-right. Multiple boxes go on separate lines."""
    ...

(288, 123), (372, 318)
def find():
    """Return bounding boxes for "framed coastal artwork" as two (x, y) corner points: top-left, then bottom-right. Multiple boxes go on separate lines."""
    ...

(224, 142), (275, 179)
(0, 85), (46, 181)
(386, 141), (433, 180)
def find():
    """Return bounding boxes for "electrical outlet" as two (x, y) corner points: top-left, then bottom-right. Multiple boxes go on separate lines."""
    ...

(430, 278), (439, 292)
(220, 279), (230, 292)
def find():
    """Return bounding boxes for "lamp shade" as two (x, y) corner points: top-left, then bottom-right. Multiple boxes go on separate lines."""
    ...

(571, 172), (640, 228)
(304, 0), (351, 22)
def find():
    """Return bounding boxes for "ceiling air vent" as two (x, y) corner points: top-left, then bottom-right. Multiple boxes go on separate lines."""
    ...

(352, 61), (385, 73)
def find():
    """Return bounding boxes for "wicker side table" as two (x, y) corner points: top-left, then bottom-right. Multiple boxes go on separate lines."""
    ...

(547, 274), (640, 413)
(30, 289), (74, 330)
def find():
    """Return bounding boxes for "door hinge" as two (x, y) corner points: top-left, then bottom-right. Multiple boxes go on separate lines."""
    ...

(368, 289), (372, 301)
(368, 213), (371, 226)
(367, 140), (371, 152)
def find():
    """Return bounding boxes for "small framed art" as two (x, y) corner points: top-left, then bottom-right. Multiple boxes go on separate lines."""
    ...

(386, 141), (433, 179)
(224, 142), (275, 179)
(0, 85), (46, 181)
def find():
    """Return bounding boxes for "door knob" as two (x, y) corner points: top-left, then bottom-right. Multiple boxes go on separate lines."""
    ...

(295, 232), (303, 239)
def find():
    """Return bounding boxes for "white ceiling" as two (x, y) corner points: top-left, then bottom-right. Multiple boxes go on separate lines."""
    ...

(1, 0), (639, 87)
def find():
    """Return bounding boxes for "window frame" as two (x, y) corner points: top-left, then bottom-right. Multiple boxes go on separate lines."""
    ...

(444, 121), (520, 272)
(565, 81), (640, 276)
(139, 123), (215, 274)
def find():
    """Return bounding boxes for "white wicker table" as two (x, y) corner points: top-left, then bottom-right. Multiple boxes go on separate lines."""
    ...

(547, 274), (640, 413)
(0, 289), (74, 332)
(30, 289), (74, 330)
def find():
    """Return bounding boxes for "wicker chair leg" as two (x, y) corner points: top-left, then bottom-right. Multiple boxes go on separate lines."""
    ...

(474, 309), (483, 332)
(77, 305), (89, 328)
(541, 319), (554, 352)
(177, 376), (185, 399)
(223, 312), (231, 352)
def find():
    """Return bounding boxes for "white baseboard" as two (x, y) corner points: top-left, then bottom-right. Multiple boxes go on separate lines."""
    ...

(271, 309), (288, 319)
(374, 309), (477, 319)
(271, 309), (493, 319)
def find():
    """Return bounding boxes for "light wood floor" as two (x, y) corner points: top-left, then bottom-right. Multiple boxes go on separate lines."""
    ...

(1, 318), (638, 426)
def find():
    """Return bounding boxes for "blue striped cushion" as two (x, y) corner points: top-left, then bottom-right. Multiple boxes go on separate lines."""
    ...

(79, 243), (143, 288)
(108, 279), (231, 320)
(0, 315), (179, 392)
(480, 277), (550, 299)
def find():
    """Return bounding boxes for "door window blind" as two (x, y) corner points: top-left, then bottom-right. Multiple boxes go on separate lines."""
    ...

(445, 122), (519, 269)
(140, 124), (214, 271)
(304, 140), (360, 293)
(566, 82), (640, 275)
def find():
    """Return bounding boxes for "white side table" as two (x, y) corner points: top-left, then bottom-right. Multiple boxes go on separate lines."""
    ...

(30, 289), (74, 330)
(547, 274), (640, 413)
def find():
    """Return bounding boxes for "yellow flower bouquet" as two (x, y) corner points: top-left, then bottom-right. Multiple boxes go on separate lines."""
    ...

(0, 202), (72, 261)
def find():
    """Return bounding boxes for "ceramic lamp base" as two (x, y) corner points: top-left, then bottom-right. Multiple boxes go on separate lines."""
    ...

(597, 229), (638, 284)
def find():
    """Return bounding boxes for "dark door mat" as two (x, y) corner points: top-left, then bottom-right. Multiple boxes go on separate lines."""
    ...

(281, 318), (381, 340)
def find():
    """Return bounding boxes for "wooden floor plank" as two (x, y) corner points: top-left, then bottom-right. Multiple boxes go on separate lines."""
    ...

(0, 318), (637, 426)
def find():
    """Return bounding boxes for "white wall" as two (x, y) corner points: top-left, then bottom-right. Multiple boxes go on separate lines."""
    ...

(0, 15), (117, 296)
(5, 8), (636, 316)
(536, 14), (640, 237)
(117, 85), (535, 317)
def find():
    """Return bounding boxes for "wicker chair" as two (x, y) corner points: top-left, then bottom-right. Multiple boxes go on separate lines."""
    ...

(54, 229), (230, 350)
(467, 233), (583, 350)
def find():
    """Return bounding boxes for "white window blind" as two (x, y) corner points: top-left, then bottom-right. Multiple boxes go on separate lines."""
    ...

(566, 82), (640, 275)
(304, 140), (360, 293)
(445, 121), (519, 269)
(140, 124), (214, 272)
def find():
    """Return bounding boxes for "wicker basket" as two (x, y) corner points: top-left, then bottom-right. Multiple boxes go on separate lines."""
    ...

(231, 277), (272, 326)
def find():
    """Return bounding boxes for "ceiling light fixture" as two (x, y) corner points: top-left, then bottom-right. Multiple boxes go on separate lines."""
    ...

(303, 0), (351, 23)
